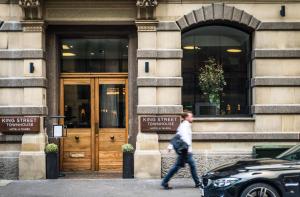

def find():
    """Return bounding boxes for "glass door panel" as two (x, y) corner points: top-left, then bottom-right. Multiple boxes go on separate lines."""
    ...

(99, 84), (125, 128)
(64, 85), (91, 128)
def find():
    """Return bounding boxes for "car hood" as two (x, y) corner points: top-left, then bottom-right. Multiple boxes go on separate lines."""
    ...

(204, 158), (297, 179)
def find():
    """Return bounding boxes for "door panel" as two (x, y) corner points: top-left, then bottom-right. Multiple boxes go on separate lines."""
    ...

(60, 79), (94, 171)
(96, 79), (127, 172)
(60, 77), (127, 172)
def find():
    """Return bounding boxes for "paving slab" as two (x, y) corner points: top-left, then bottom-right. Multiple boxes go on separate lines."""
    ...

(0, 178), (200, 197)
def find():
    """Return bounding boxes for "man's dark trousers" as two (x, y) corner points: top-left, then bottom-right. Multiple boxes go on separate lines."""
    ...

(162, 153), (200, 186)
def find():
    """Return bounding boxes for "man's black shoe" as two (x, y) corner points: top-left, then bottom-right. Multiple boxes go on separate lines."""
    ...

(161, 183), (173, 190)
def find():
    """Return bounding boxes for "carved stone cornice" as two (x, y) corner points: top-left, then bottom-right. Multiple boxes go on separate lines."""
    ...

(19, 0), (43, 20)
(136, 0), (158, 7)
(21, 20), (45, 32)
(136, 20), (158, 32)
(136, 0), (158, 20)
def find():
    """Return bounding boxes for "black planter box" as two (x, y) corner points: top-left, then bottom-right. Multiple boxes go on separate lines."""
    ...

(46, 152), (59, 179)
(123, 152), (134, 179)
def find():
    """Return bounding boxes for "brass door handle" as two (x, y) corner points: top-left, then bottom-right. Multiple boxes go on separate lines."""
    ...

(75, 135), (80, 142)
(110, 136), (115, 141)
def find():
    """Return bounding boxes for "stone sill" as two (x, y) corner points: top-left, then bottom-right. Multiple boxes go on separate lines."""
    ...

(193, 117), (255, 122)
(159, 132), (300, 142)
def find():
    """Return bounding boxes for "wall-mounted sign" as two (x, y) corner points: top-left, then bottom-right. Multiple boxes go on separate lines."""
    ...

(140, 116), (181, 133)
(53, 125), (63, 137)
(0, 116), (40, 133)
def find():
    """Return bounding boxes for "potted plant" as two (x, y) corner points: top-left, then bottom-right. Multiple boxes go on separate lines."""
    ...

(122, 143), (134, 179)
(45, 143), (59, 179)
(198, 57), (226, 114)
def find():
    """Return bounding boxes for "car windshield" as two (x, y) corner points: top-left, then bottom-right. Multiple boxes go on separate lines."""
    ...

(276, 144), (300, 161)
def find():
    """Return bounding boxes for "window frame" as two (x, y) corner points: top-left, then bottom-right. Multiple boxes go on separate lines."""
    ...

(181, 24), (253, 117)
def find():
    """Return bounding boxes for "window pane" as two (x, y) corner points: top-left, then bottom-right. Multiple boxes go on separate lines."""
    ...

(99, 84), (126, 128)
(182, 26), (251, 116)
(64, 85), (91, 128)
(61, 38), (128, 73)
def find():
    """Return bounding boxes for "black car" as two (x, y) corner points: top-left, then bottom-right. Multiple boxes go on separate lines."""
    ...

(200, 144), (300, 197)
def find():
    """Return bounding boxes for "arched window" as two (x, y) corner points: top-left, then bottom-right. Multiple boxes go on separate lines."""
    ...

(182, 25), (251, 116)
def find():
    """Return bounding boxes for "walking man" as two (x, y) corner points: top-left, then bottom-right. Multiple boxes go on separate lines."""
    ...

(161, 111), (201, 189)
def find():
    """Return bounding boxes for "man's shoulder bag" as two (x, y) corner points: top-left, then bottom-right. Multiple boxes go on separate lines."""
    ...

(170, 134), (188, 155)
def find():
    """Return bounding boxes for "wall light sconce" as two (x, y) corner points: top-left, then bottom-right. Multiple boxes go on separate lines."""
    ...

(280, 5), (285, 17)
(29, 62), (35, 73)
(145, 62), (149, 73)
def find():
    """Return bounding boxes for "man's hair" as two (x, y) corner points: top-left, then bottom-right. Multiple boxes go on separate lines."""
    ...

(181, 110), (192, 119)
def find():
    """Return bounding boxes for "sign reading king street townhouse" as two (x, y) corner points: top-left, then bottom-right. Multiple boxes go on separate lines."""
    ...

(141, 116), (181, 133)
(0, 116), (40, 133)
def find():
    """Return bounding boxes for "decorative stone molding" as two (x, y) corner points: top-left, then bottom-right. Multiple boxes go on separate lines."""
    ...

(258, 22), (300, 31)
(0, 22), (22, 32)
(19, 0), (43, 20)
(193, 117), (255, 122)
(252, 50), (300, 59)
(137, 105), (183, 115)
(0, 49), (45, 59)
(0, 78), (47, 88)
(252, 105), (300, 114)
(0, 135), (22, 142)
(157, 22), (181, 31)
(0, 106), (48, 115)
(136, 20), (158, 32)
(176, 3), (261, 32)
(0, 0), (19, 3)
(137, 49), (183, 59)
(137, 77), (183, 87)
(21, 20), (45, 32)
(159, 132), (300, 142)
(136, 0), (158, 20)
(251, 77), (300, 87)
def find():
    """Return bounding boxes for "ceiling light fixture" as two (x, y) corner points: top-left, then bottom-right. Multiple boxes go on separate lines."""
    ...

(183, 46), (201, 50)
(62, 52), (76, 57)
(62, 45), (70, 50)
(227, 49), (242, 53)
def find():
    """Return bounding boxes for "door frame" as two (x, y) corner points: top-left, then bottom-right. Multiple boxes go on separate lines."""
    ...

(59, 74), (128, 171)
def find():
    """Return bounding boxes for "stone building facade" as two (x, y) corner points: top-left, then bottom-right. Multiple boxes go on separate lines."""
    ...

(0, 0), (300, 179)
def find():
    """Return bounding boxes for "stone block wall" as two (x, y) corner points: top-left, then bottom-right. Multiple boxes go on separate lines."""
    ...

(0, 135), (22, 180)
(0, 1), (47, 179)
(161, 152), (252, 178)
(154, 2), (300, 177)
(0, 151), (19, 180)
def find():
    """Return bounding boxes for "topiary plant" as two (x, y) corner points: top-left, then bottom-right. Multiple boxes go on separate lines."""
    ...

(122, 144), (134, 153)
(45, 143), (58, 154)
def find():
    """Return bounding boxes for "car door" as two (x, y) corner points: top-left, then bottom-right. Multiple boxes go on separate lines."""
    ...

(281, 163), (300, 197)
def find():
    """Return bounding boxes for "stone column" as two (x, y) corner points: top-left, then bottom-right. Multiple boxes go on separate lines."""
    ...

(134, 19), (183, 178)
(134, 20), (161, 179)
(18, 20), (47, 180)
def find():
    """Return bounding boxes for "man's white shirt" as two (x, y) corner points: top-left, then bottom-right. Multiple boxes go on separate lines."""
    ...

(168, 120), (193, 153)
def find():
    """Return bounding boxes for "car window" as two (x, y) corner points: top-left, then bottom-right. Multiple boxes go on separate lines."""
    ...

(278, 146), (300, 161)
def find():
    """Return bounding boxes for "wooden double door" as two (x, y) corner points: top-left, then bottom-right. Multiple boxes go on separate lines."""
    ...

(60, 77), (128, 172)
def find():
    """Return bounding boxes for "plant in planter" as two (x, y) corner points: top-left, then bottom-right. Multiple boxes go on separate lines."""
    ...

(198, 57), (226, 114)
(45, 143), (59, 179)
(122, 143), (134, 179)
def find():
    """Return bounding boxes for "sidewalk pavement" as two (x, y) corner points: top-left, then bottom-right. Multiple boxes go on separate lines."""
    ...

(0, 178), (200, 197)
